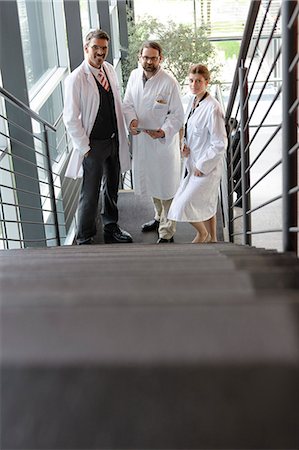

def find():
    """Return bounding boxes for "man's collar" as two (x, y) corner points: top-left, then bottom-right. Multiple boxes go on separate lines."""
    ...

(87, 61), (103, 76)
(142, 65), (161, 82)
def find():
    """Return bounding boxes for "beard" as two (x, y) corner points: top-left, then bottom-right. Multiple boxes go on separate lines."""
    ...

(143, 64), (156, 72)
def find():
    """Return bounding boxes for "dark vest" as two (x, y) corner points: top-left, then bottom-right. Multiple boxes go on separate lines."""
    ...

(90, 73), (118, 140)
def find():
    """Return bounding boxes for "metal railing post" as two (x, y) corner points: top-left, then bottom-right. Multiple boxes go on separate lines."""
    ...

(43, 127), (61, 246)
(238, 61), (252, 246)
(227, 132), (234, 242)
(282, 0), (298, 253)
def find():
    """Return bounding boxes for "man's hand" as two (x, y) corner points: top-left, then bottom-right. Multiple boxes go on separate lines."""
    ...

(129, 119), (139, 135)
(145, 129), (165, 139)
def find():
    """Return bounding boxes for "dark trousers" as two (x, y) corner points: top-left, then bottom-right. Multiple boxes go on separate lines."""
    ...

(76, 137), (120, 244)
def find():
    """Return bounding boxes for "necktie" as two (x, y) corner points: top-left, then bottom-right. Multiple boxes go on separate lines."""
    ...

(98, 69), (109, 91)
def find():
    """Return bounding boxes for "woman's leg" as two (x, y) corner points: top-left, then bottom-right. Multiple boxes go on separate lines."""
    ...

(190, 221), (211, 243)
(204, 215), (217, 242)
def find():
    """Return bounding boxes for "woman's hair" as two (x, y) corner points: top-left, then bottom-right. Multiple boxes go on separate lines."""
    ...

(85, 29), (110, 45)
(139, 41), (162, 56)
(189, 64), (210, 82)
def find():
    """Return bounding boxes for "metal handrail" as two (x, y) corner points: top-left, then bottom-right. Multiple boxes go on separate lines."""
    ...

(0, 85), (63, 248)
(0, 86), (55, 132)
(223, 0), (298, 254)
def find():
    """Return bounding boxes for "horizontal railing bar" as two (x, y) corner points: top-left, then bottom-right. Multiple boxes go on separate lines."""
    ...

(231, 212), (243, 222)
(0, 131), (48, 159)
(1, 201), (64, 214)
(1, 112), (49, 147)
(245, 194), (282, 214)
(250, 123), (281, 128)
(244, 0), (273, 76)
(289, 52), (299, 72)
(243, 5), (281, 91)
(0, 237), (60, 243)
(0, 182), (55, 200)
(246, 124), (282, 171)
(0, 166), (59, 190)
(225, 0), (261, 121)
(244, 48), (282, 128)
(0, 129), (60, 167)
(0, 218), (57, 226)
(232, 197), (242, 208)
(0, 87), (56, 131)
(0, 147), (60, 178)
(231, 228), (283, 237)
(230, 232), (244, 237)
(243, 16), (281, 108)
(243, 88), (282, 153)
(246, 159), (282, 193)
(289, 97), (299, 114)
(289, 186), (299, 195)
(222, 78), (282, 87)
(289, 227), (299, 233)
(0, 132), (61, 172)
(231, 159), (241, 180)
(246, 229), (282, 235)
(289, 2), (299, 27)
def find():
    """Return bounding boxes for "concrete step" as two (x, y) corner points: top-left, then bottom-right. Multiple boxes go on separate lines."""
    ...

(1, 241), (299, 449)
(2, 302), (299, 449)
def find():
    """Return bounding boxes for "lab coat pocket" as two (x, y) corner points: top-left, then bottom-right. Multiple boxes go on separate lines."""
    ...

(194, 127), (208, 142)
(153, 101), (168, 111)
(65, 149), (84, 179)
(153, 92), (169, 110)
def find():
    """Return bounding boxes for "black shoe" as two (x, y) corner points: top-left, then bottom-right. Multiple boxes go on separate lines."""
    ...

(104, 225), (133, 244)
(157, 237), (174, 244)
(77, 237), (94, 245)
(142, 219), (159, 232)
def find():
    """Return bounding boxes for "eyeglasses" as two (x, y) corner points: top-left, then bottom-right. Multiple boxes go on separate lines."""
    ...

(141, 56), (159, 62)
(89, 45), (108, 52)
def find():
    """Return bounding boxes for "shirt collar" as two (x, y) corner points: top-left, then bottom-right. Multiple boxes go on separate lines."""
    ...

(87, 62), (103, 77)
(142, 65), (161, 84)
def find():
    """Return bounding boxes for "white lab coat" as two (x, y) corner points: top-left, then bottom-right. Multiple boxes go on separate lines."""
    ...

(168, 94), (227, 222)
(123, 67), (184, 199)
(63, 60), (130, 179)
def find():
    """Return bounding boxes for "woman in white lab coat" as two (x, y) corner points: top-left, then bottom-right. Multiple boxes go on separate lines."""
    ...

(168, 64), (227, 243)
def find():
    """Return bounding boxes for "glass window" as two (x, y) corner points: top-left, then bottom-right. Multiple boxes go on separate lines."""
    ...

(80, 0), (100, 37)
(38, 83), (65, 163)
(17, 0), (58, 91)
(80, 0), (92, 40)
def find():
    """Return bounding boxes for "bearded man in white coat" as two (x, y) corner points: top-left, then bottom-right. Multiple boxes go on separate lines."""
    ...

(63, 29), (132, 245)
(123, 41), (184, 243)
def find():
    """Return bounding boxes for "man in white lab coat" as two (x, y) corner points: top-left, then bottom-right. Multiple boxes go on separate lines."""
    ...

(63, 29), (132, 245)
(123, 41), (184, 243)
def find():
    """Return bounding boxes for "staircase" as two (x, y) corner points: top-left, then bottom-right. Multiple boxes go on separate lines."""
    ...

(1, 241), (299, 449)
